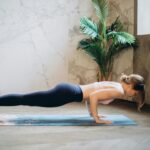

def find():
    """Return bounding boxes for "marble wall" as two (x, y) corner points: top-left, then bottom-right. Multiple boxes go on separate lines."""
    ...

(0, 0), (97, 94)
(0, 0), (135, 98)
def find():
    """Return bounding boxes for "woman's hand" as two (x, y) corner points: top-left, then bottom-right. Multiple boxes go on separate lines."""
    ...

(97, 114), (106, 119)
(90, 113), (106, 119)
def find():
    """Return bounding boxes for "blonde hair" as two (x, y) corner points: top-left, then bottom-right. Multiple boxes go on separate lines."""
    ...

(120, 73), (145, 112)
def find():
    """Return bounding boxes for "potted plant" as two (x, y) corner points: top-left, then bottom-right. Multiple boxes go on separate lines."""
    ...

(77, 0), (136, 81)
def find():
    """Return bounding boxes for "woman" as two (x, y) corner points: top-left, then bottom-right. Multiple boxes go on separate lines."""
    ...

(0, 73), (145, 124)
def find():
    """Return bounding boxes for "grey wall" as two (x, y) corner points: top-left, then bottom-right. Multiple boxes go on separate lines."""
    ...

(137, 0), (150, 35)
(0, 0), (98, 94)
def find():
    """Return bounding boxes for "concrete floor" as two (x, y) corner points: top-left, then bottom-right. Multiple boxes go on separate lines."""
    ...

(0, 100), (150, 150)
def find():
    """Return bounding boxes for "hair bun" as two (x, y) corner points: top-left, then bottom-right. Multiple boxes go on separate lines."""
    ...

(126, 76), (130, 83)
(120, 74), (128, 81)
(123, 75), (130, 84)
(134, 84), (144, 91)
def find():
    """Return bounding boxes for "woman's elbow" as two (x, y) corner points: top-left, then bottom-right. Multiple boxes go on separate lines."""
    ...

(89, 94), (94, 99)
(89, 94), (97, 101)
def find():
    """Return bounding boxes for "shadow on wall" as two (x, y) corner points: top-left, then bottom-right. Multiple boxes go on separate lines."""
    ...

(133, 35), (150, 105)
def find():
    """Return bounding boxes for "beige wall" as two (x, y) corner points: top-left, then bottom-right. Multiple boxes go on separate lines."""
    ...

(108, 0), (134, 101)
(133, 36), (150, 105)
(133, 0), (150, 105)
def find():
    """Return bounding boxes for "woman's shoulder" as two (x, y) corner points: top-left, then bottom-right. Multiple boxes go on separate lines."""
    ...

(97, 81), (124, 96)
(96, 81), (121, 88)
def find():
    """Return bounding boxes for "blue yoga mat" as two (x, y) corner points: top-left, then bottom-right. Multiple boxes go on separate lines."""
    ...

(0, 114), (137, 126)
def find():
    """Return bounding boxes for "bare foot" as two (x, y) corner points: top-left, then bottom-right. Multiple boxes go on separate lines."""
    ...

(95, 119), (112, 124)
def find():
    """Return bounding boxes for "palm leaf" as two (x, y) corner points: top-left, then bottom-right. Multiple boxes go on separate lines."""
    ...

(80, 17), (99, 39)
(107, 31), (135, 45)
(106, 16), (124, 33)
(78, 39), (107, 76)
(92, 0), (108, 23)
(78, 0), (136, 81)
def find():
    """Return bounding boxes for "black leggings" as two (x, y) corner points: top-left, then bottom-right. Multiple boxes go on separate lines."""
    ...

(0, 83), (83, 107)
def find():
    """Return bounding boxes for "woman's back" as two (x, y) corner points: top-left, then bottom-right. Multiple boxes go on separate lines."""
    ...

(79, 81), (124, 103)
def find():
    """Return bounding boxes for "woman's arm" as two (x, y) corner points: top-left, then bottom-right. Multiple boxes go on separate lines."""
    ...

(85, 99), (106, 118)
(85, 100), (92, 116)
(89, 88), (121, 124)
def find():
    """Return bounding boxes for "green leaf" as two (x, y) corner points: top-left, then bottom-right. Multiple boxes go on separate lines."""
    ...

(107, 31), (135, 44)
(78, 38), (107, 76)
(107, 16), (124, 33)
(77, 0), (136, 80)
(80, 17), (99, 39)
(92, 0), (108, 23)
